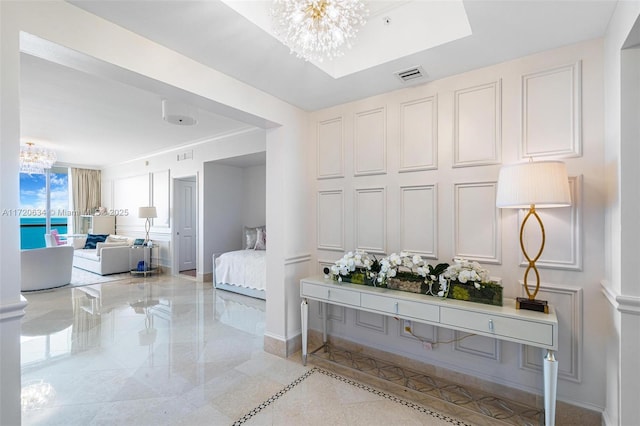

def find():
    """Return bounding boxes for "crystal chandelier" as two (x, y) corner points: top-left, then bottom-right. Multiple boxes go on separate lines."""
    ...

(270, 0), (368, 62)
(19, 142), (57, 174)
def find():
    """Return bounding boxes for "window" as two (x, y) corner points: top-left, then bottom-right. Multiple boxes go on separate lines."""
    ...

(19, 167), (70, 249)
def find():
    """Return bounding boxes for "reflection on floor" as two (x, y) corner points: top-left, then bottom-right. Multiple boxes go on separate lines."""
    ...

(20, 275), (569, 425)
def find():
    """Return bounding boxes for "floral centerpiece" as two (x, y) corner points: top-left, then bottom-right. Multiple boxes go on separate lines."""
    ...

(329, 250), (502, 306)
(328, 250), (379, 285)
(377, 252), (431, 292)
(427, 258), (503, 306)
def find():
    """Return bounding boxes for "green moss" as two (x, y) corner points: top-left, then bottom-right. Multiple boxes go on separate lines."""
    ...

(452, 286), (470, 300)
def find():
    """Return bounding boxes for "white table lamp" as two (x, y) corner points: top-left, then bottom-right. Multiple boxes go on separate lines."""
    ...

(138, 206), (157, 244)
(496, 160), (571, 313)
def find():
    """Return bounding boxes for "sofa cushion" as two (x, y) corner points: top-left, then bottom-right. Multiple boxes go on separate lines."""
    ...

(95, 241), (128, 256)
(72, 248), (100, 261)
(106, 235), (133, 245)
(83, 233), (109, 249)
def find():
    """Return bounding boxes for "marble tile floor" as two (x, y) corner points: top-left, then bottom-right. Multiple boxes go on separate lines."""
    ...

(19, 275), (544, 426)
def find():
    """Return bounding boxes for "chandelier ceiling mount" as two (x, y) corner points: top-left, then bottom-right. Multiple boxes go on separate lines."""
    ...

(19, 142), (57, 175)
(270, 0), (369, 63)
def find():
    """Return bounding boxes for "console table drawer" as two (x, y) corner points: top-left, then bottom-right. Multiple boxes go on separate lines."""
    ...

(361, 293), (439, 323)
(440, 307), (553, 346)
(301, 282), (360, 306)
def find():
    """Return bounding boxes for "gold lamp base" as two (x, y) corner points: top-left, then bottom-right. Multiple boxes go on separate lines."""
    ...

(516, 297), (549, 314)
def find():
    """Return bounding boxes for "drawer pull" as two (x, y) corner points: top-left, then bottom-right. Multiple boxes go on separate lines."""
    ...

(488, 319), (494, 331)
(327, 289), (331, 299)
(394, 302), (399, 314)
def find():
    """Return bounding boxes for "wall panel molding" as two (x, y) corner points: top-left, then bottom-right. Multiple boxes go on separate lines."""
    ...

(284, 253), (311, 265)
(519, 283), (583, 383)
(453, 332), (501, 361)
(354, 187), (386, 254)
(354, 107), (387, 176)
(355, 311), (387, 334)
(152, 169), (170, 228)
(453, 182), (501, 264)
(399, 96), (438, 172)
(317, 190), (344, 251)
(400, 184), (438, 258)
(519, 175), (583, 270)
(317, 117), (345, 179)
(453, 80), (502, 167)
(521, 61), (582, 158)
(399, 321), (438, 343)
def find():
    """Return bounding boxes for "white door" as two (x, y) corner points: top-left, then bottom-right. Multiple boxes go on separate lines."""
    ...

(176, 178), (196, 272)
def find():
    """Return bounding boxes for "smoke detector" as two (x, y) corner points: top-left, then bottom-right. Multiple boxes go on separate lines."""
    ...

(395, 66), (427, 84)
(162, 99), (198, 126)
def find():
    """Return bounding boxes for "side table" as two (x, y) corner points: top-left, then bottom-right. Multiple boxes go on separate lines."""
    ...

(129, 245), (156, 277)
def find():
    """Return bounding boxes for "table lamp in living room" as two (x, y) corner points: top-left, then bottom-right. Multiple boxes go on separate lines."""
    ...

(496, 160), (571, 313)
(138, 206), (157, 245)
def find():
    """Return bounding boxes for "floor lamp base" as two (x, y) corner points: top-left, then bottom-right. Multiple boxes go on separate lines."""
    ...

(516, 297), (549, 314)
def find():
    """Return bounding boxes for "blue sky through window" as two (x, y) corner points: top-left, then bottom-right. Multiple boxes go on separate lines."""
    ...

(20, 171), (69, 215)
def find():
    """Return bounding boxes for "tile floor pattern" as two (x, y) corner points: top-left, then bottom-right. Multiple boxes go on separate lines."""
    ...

(310, 346), (543, 426)
(19, 274), (537, 426)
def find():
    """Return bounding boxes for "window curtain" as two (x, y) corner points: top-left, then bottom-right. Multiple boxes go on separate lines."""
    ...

(71, 168), (101, 233)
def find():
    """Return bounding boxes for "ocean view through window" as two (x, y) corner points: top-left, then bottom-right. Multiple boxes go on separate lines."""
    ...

(19, 167), (70, 249)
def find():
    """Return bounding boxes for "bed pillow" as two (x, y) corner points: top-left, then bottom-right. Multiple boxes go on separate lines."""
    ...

(254, 227), (266, 250)
(244, 226), (258, 249)
(83, 233), (109, 250)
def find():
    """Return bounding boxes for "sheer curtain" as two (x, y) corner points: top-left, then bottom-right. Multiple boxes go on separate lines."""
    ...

(71, 168), (101, 233)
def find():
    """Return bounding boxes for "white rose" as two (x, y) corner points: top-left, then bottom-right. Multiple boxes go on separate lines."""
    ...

(474, 282), (481, 289)
(412, 255), (422, 265)
(388, 269), (397, 278)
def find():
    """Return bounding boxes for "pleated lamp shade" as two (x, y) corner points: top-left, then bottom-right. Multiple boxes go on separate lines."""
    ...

(138, 207), (157, 219)
(496, 161), (571, 209)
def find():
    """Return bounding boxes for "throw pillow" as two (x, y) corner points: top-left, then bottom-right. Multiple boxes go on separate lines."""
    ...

(254, 227), (266, 250)
(70, 236), (87, 250)
(244, 226), (258, 250)
(83, 233), (109, 250)
(50, 229), (62, 245)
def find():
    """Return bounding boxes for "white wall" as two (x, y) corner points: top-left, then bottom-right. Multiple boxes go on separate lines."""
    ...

(203, 163), (244, 260)
(309, 39), (607, 411)
(602, 3), (640, 425)
(242, 164), (267, 229)
(202, 162), (266, 274)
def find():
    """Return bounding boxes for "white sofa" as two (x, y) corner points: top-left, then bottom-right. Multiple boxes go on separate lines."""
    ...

(70, 235), (136, 276)
(21, 246), (74, 291)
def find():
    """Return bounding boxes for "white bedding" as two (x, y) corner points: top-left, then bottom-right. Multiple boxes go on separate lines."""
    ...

(214, 250), (266, 294)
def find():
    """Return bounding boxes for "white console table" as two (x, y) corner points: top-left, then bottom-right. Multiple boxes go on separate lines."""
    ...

(300, 275), (559, 426)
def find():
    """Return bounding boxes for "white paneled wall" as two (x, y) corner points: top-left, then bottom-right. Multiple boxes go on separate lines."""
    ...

(310, 39), (605, 410)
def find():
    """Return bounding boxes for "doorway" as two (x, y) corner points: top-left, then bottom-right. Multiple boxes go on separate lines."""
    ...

(174, 176), (197, 278)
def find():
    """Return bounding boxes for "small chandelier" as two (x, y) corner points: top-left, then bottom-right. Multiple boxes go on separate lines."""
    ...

(19, 142), (57, 174)
(270, 0), (368, 62)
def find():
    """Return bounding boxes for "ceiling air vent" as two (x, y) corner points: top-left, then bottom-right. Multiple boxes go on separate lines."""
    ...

(395, 66), (427, 83)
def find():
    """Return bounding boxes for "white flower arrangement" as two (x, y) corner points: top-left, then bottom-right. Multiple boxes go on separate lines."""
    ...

(377, 252), (428, 285)
(330, 250), (377, 282)
(434, 257), (491, 297)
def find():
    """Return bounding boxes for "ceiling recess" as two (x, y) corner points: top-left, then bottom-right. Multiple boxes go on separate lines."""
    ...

(395, 66), (427, 83)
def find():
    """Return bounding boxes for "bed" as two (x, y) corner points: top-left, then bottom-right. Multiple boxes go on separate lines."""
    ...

(213, 225), (267, 300)
(214, 250), (266, 299)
